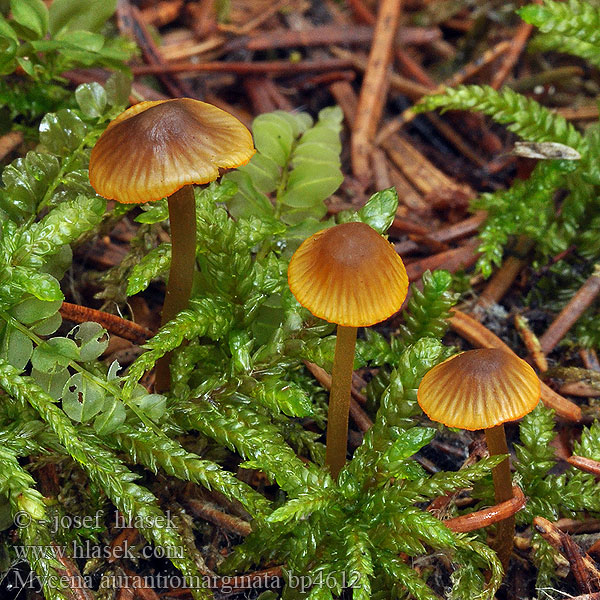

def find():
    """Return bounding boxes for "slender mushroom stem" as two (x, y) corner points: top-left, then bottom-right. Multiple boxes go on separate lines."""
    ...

(325, 325), (358, 480)
(155, 184), (197, 392)
(484, 423), (515, 571)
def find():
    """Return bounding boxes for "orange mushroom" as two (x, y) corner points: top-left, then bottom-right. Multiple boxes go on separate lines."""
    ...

(417, 348), (541, 568)
(288, 221), (409, 478)
(89, 98), (254, 390)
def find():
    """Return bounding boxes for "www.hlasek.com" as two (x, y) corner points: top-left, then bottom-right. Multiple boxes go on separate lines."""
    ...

(13, 539), (182, 561)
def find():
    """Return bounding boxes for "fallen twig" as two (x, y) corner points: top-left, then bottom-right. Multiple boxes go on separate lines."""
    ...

(474, 237), (533, 312)
(0, 130), (23, 162)
(186, 498), (252, 537)
(515, 314), (548, 372)
(60, 302), (153, 345)
(375, 40), (511, 144)
(444, 486), (526, 533)
(534, 516), (600, 594)
(490, 21), (535, 90)
(567, 455), (600, 477)
(130, 58), (354, 76)
(539, 265), (600, 355)
(405, 239), (480, 282)
(351, 0), (403, 181)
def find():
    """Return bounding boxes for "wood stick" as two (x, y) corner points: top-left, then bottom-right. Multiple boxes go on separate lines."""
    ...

(405, 239), (480, 282)
(331, 46), (431, 100)
(117, 1), (194, 98)
(130, 58), (354, 76)
(186, 498), (252, 537)
(490, 21), (534, 90)
(217, 0), (289, 35)
(242, 25), (439, 52)
(382, 134), (474, 199)
(514, 314), (548, 372)
(539, 265), (600, 355)
(449, 309), (582, 421)
(375, 40), (511, 144)
(534, 517), (600, 594)
(555, 105), (600, 121)
(52, 542), (96, 600)
(60, 302), (153, 345)
(474, 237), (533, 312)
(444, 486), (526, 533)
(0, 130), (23, 161)
(347, 0), (377, 24)
(568, 455), (600, 477)
(581, 348), (600, 372)
(139, 0), (183, 27)
(392, 212), (486, 251)
(351, 0), (403, 181)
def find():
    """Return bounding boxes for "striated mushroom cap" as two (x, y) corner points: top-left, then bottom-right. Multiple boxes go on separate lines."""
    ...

(89, 98), (255, 204)
(287, 221), (409, 327)
(417, 348), (541, 431)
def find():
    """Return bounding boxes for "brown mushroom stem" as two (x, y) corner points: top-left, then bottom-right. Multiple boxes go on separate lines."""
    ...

(155, 184), (197, 391)
(484, 424), (515, 571)
(325, 325), (357, 480)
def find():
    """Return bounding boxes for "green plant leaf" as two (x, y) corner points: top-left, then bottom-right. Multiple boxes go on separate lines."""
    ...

(61, 372), (105, 422)
(31, 366), (70, 400)
(10, 0), (48, 39)
(355, 188), (399, 235)
(238, 153), (280, 195)
(94, 397), (126, 435)
(72, 322), (109, 361)
(9, 297), (62, 325)
(252, 112), (295, 167)
(49, 0), (117, 34)
(39, 109), (86, 156)
(0, 16), (18, 73)
(251, 376), (313, 417)
(135, 200), (169, 224)
(223, 171), (274, 220)
(133, 393), (166, 422)
(127, 243), (171, 296)
(281, 163), (343, 209)
(0, 151), (61, 223)
(105, 70), (132, 108)
(31, 337), (79, 373)
(75, 82), (107, 118)
(0, 324), (33, 370)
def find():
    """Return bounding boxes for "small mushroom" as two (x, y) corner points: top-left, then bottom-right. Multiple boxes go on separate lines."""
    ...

(89, 98), (254, 390)
(288, 221), (409, 478)
(417, 347), (541, 568)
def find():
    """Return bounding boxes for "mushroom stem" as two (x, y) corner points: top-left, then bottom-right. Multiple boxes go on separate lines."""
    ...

(325, 325), (357, 480)
(484, 423), (515, 571)
(155, 184), (197, 391)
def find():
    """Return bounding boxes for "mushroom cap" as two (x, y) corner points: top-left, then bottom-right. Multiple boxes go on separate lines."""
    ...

(89, 98), (255, 204)
(287, 221), (409, 327)
(417, 348), (541, 431)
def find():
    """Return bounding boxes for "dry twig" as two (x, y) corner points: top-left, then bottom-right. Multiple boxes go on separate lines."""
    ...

(534, 517), (600, 594)
(539, 265), (600, 355)
(60, 302), (153, 345)
(444, 486), (526, 533)
(351, 0), (403, 181)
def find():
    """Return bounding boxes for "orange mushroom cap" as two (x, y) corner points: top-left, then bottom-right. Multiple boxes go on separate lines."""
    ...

(417, 348), (541, 431)
(287, 221), (409, 327)
(89, 98), (255, 204)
